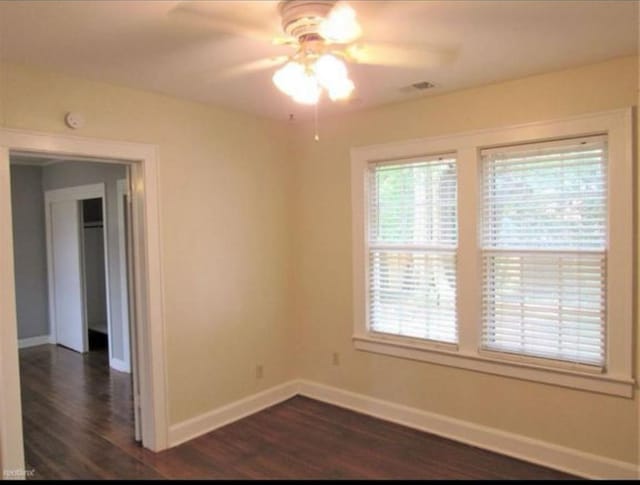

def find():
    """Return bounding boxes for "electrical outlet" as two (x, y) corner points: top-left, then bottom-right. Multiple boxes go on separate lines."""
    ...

(256, 364), (264, 379)
(332, 352), (340, 366)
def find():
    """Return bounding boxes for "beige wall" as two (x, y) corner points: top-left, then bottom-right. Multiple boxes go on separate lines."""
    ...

(289, 56), (638, 464)
(0, 62), (296, 424)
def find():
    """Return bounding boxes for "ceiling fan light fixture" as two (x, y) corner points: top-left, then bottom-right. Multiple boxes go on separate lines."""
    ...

(273, 53), (354, 104)
(272, 1), (362, 105)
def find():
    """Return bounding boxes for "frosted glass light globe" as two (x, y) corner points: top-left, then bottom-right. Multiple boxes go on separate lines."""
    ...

(313, 54), (348, 90)
(291, 72), (321, 105)
(319, 4), (362, 43)
(328, 77), (355, 101)
(272, 61), (305, 96)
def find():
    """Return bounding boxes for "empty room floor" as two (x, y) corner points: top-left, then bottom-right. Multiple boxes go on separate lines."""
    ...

(19, 345), (575, 480)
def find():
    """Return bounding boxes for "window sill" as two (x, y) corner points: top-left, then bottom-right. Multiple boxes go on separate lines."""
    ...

(353, 334), (634, 398)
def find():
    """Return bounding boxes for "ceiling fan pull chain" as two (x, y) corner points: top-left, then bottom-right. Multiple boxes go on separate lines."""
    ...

(314, 102), (320, 142)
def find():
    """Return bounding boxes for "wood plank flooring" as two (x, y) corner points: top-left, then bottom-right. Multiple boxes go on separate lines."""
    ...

(19, 344), (577, 480)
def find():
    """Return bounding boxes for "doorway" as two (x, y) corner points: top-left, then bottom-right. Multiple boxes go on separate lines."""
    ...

(10, 159), (141, 477)
(43, 177), (131, 373)
(0, 128), (168, 475)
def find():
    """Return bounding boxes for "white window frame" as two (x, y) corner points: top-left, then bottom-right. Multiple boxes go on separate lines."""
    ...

(351, 108), (634, 397)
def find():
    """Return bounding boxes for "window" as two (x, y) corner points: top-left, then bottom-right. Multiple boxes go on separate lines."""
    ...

(481, 137), (607, 367)
(367, 156), (457, 343)
(351, 109), (633, 397)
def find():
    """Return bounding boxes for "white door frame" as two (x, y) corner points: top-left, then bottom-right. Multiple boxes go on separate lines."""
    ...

(0, 128), (169, 474)
(45, 184), (111, 359)
(116, 179), (131, 373)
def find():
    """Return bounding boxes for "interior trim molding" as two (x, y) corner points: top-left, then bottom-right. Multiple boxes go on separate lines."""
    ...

(0, 127), (169, 470)
(168, 378), (637, 479)
(17, 334), (54, 349)
(110, 358), (131, 374)
(352, 336), (633, 398)
(297, 380), (638, 480)
(168, 381), (299, 447)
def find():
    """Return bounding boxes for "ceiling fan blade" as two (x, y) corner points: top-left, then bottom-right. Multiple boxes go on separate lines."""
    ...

(272, 35), (299, 47)
(168, 1), (280, 45)
(215, 55), (289, 80)
(346, 41), (457, 69)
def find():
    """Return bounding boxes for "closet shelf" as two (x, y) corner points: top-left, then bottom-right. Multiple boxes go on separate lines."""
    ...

(83, 222), (104, 229)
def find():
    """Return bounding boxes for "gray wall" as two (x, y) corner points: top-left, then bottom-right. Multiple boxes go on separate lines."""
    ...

(10, 165), (49, 339)
(43, 162), (128, 361)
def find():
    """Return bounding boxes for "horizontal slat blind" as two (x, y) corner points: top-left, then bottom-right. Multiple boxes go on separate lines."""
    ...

(481, 136), (607, 366)
(482, 137), (607, 251)
(483, 252), (605, 365)
(368, 155), (458, 343)
(370, 250), (457, 342)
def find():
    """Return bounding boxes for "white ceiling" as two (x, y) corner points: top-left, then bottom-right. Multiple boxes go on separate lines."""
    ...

(0, 1), (637, 121)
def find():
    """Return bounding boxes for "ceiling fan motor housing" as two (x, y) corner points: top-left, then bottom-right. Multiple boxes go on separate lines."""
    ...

(278, 0), (336, 41)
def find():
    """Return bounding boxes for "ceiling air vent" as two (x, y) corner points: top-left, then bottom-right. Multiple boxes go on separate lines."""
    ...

(399, 81), (437, 94)
(411, 81), (436, 90)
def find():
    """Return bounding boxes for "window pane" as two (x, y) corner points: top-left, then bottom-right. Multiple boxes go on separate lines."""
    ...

(369, 250), (457, 343)
(370, 157), (457, 247)
(482, 252), (605, 365)
(481, 137), (607, 367)
(482, 140), (606, 251)
(368, 155), (458, 344)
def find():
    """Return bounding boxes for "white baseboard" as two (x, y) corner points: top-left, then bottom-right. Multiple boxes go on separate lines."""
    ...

(296, 379), (638, 480)
(18, 334), (54, 349)
(167, 378), (638, 479)
(168, 381), (299, 447)
(110, 358), (130, 374)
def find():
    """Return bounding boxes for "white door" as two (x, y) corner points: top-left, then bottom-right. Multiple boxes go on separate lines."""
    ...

(50, 199), (87, 353)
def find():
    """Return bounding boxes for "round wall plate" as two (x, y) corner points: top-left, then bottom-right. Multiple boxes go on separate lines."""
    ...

(65, 112), (85, 129)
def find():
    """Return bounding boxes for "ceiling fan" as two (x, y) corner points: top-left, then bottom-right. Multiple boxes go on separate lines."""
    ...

(170, 0), (453, 106)
(271, 0), (362, 104)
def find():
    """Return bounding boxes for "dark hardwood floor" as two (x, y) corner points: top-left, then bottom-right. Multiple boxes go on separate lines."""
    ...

(20, 344), (577, 480)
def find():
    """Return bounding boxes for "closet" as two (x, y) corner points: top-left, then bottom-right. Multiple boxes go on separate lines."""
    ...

(82, 198), (108, 352)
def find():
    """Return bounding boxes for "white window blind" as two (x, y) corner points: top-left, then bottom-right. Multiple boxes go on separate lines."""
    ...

(481, 136), (607, 367)
(368, 155), (457, 343)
